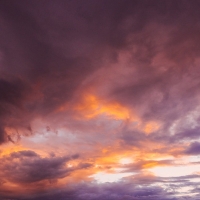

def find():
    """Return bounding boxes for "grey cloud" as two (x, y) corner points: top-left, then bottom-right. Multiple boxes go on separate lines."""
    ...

(1, 172), (200, 200)
(0, 150), (79, 183)
(0, 176), (194, 200)
(184, 142), (200, 155)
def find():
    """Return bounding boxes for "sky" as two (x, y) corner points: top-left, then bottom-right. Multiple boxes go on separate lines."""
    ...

(1, 0), (200, 199)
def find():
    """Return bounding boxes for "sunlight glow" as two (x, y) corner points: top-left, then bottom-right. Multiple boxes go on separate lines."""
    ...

(119, 157), (133, 165)
(91, 171), (133, 183)
(149, 164), (200, 177)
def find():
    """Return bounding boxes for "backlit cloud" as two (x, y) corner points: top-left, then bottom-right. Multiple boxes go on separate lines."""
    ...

(1, 0), (200, 199)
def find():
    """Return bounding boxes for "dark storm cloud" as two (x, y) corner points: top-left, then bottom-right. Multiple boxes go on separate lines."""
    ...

(0, 150), (79, 183)
(0, 0), (200, 144)
(101, 1), (200, 144)
(0, 0), (105, 142)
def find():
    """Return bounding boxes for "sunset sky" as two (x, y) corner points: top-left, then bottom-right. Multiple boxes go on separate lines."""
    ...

(1, 0), (200, 199)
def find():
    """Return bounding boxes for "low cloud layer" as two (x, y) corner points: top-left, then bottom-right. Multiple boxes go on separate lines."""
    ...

(0, 151), (80, 184)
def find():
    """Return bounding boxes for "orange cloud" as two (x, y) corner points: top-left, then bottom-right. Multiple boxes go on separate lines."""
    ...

(73, 94), (161, 135)
(143, 121), (160, 135)
(74, 94), (131, 120)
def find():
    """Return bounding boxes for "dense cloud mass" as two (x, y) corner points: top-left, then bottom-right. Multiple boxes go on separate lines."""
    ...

(0, 151), (80, 183)
(1, 0), (200, 199)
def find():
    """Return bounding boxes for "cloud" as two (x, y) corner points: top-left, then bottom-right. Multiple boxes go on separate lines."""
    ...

(184, 142), (200, 155)
(0, 174), (195, 200)
(0, 0), (199, 148)
(0, 0), (106, 143)
(0, 150), (80, 184)
(1, 1), (200, 199)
